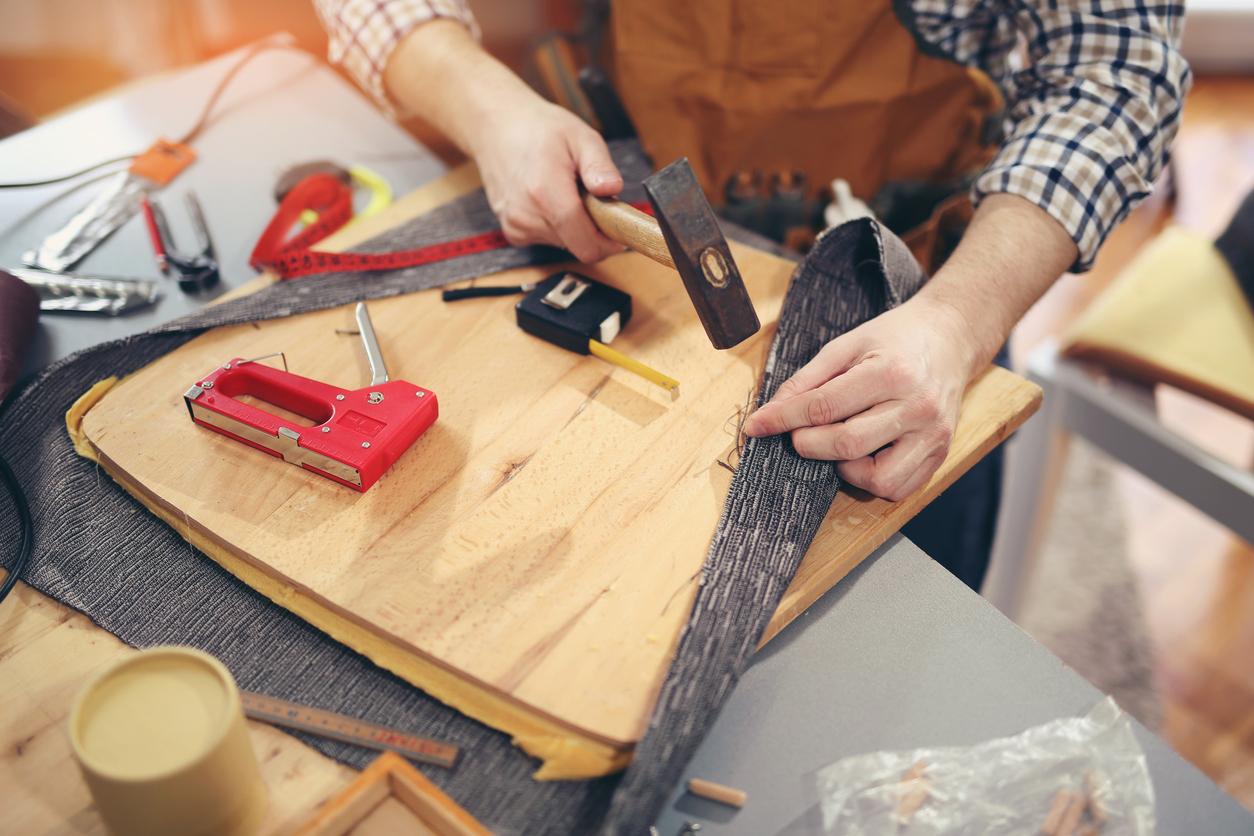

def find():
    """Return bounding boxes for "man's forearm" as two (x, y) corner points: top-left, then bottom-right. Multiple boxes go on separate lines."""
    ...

(915, 193), (1080, 379)
(381, 18), (624, 262)
(382, 20), (542, 160)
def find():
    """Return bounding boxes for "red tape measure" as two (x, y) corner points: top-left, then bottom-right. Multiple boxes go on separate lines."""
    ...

(250, 171), (650, 281)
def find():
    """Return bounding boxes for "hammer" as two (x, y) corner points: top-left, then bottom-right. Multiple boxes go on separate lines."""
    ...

(583, 158), (761, 350)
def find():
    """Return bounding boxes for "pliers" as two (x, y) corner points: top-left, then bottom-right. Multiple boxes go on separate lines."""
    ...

(140, 192), (220, 292)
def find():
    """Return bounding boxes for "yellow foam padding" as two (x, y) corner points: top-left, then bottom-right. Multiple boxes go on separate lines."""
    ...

(1062, 226), (1254, 420)
(66, 380), (632, 780)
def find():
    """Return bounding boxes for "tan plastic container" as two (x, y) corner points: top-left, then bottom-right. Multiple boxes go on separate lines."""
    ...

(68, 646), (267, 836)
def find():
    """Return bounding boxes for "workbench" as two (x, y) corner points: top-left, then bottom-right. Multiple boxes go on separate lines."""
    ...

(2, 45), (1251, 835)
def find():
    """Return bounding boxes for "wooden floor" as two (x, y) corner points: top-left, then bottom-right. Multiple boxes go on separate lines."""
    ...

(1012, 76), (1254, 812)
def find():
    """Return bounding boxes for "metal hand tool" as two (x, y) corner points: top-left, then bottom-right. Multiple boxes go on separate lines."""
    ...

(582, 157), (761, 350)
(22, 171), (148, 273)
(184, 302), (438, 491)
(141, 191), (220, 292)
(8, 266), (160, 315)
(21, 140), (198, 273)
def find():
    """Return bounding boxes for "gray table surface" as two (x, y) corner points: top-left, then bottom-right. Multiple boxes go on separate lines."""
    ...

(654, 535), (1254, 835)
(3, 41), (1250, 836)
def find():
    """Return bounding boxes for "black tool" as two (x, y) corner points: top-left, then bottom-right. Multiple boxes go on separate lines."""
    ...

(577, 65), (637, 141)
(517, 271), (632, 352)
(441, 282), (536, 302)
(141, 191), (220, 292)
(515, 271), (680, 397)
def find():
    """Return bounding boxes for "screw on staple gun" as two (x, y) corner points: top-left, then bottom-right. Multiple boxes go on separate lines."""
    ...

(183, 302), (437, 491)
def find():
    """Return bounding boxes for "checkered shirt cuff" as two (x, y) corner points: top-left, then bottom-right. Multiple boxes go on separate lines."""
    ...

(314, 0), (479, 115)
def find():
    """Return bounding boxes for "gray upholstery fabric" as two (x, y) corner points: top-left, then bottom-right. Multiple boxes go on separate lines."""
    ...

(602, 219), (924, 832)
(0, 140), (923, 834)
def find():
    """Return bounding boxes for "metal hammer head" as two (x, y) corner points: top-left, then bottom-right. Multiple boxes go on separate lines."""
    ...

(643, 159), (761, 349)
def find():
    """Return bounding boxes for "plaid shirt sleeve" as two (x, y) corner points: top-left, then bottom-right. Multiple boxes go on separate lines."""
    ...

(313, 0), (479, 114)
(904, 0), (1191, 270)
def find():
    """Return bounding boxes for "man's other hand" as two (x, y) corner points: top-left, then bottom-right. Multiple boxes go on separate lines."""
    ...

(740, 193), (1078, 502)
(742, 296), (976, 501)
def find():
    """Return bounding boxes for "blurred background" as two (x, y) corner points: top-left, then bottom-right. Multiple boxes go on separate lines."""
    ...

(0, 0), (1251, 126)
(0, 0), (574, 141)
(1, 0), (1252, 815)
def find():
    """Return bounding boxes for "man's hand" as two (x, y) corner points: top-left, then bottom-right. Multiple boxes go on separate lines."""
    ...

(743, 296), (975, 501)
(743, 194), (1079, 500)
(384, 19), (622, 264)
(474, 100), (624, 263)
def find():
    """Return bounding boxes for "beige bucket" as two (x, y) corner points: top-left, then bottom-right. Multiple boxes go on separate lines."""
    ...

(68, 646), (267, 836)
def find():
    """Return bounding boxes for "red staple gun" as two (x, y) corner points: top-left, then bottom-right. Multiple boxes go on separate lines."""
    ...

(183, 303), (437, 491)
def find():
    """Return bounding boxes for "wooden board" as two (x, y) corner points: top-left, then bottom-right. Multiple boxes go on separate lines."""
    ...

(68, 171), (1040, 780)
(294, 752), (488, 836)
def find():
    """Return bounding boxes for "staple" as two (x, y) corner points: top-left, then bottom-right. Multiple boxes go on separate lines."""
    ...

(236, 351), (289, 372)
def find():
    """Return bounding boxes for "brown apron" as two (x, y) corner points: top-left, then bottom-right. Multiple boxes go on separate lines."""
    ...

(608, 0), (1002, 268)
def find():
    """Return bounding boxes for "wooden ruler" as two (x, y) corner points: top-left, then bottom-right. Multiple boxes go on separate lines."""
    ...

(240, 691), (459, 769)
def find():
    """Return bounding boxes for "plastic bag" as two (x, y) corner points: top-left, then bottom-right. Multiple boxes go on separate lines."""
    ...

(814, 698), (1155, 835)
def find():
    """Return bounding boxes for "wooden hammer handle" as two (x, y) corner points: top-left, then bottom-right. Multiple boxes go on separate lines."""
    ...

(582, 194), (675, 269)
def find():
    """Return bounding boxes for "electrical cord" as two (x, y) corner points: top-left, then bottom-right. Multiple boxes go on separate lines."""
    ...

(0, 35), (298, 190)
(0, 154), (137, 190)
(0, 452), (33, 607)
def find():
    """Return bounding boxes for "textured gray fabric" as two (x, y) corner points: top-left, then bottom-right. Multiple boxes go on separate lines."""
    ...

(0, 139), (923, 834)
(601, 219), (925, 832)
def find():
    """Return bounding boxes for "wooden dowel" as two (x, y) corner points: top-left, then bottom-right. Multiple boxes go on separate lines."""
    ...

(1084, 772), (1107, 826)
(1057, 793), (1086, 836)
(1040, 789), (1075, 835)
(686, 777), (747, 808)
(895, 760), (930, 824)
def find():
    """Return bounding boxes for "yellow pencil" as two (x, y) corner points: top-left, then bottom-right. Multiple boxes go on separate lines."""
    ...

(588, 339), (681, 400)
